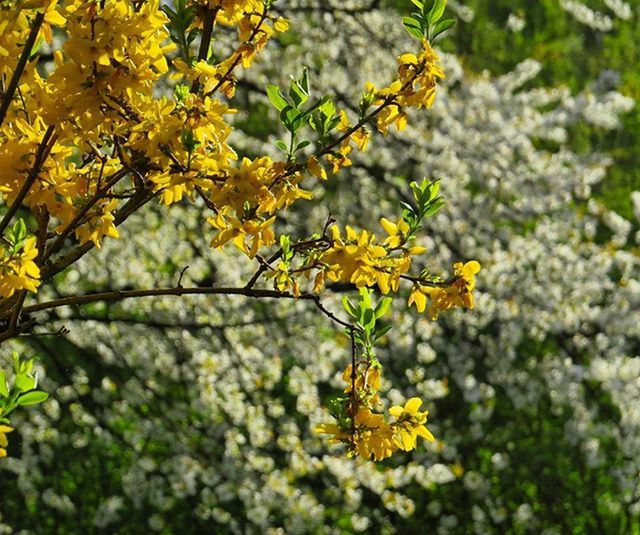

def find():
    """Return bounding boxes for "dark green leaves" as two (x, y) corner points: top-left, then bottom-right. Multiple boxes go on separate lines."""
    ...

(402, 178), (445, 233)
(342, 289), (393, 355)
(402, 0), (455, 43)
(0, 352), (49, 421)
(162, 0), (198, 62)
(267, 69), (339, 160)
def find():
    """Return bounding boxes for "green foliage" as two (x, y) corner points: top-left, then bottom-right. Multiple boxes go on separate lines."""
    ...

(267, 69), (338, 160)
(402, 178), (444, 235)
(343, 288), (393, 356)
(0, 352), (48, 423)
(403, 0), (455, 42)
(162, 0), (199, 63)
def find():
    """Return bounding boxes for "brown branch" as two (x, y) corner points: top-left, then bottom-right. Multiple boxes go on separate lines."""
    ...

(41, 167), (130, 264)
(21, 285), (317, 315)
(204, 10), (269, 98)
(190, 7), (220, 94)
(40, 186), (157, 281)
(0, 11), (45, 128)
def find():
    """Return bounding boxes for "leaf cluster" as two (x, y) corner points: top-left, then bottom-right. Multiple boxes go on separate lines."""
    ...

(162, 0), (200, 63)
(0, 352), (48, 424)
(342, 288), (393, 356)
(267, 69), (337, 160)
(403, 0), (455, 42)
(402, 178), (445, 234)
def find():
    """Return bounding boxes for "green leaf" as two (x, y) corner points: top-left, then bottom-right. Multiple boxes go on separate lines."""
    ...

(280, 106), (299, 131)
(403, 16), (424, 40)
(432, 18), (455, 40)
(275, 140), (288, 152)
(362, 308), (375, 332)
(373, 324), (393, 341)
(0, 371), (8, 398)
(298, 68), (310, 96)
(288, 74), (309, 107)
(424, 198), (445, 217)
(303, 95), (332, 118)
(295, 139), (311, 151)
(374, 297), (393, 319)
(359, 287), (372, 309)
(267, 85), (288, 111)
(428, 179), (441, 200)
(428, 0), (447, 25)
(342, 297), (358, 318)
(319, 97), (336, 117)
(410, 0), (423, 9)
(14, 373), (36, 393)
(16, 391), (48, 407)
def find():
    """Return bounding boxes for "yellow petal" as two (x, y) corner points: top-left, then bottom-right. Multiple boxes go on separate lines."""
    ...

(404, 397), (422, 415)
(416, 425), (435, 442)
(380, 218), (397, 236)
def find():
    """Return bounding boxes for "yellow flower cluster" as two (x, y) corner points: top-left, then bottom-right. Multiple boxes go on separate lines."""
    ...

(0, 424), (12, 458)
(0, 237), (41, 298)
(316, 363), (435, 461)
(41, 0), (175, 138)
(409, 260), (481, 319)
(205, 156), (314, 257)
(370, 39), (445, 134)
(0, 1), (293, 299)
(312, 221), (425, 295)
(174, 1), (288, 98)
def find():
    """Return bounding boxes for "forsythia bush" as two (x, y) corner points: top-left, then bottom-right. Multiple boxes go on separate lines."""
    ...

(0, 0), (479, 461)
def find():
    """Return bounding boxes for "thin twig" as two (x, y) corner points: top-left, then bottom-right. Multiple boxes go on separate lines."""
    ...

(190, 7), (220, 93)
(204, 10), (269, 97)
(0, 125), (56, 237)
(21, 285), (316, 315)
(0, 11), (45, 128)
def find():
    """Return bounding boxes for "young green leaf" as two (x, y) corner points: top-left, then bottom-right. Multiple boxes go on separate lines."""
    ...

(374, 297), (393, 319)
(267, 85), (288, 111)
(403, 16), (424, 40)
(16, 391), (49, 406)
(428, 0), (447, 25)
(342, 297), (358, 318)
(432, 18), (455, 40)
(0, 371), (8, 398)
(14, 373), (36, 393)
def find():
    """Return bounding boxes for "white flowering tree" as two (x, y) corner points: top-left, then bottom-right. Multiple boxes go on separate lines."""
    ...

(1, 0), (639, 533)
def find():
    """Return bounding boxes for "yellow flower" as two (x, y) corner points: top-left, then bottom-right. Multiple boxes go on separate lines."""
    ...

(314, 422), (348, 444)
(409, 260), (481, 320)
(0, 237), (41, 298)
(0, 425), (13, 458)
(380, 217), (410, 249)
(307, 156), (328, 180)
(389, 397), (435, 451)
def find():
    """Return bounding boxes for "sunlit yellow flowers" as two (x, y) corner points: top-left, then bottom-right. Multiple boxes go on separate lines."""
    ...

(380, 217), (410, 249)
(389, 397), (435, 451)
(0, 237), (41, 298)
(0, 425), (13, 458)
(409, 260), (481, 319)
(316, 363), (435, 461)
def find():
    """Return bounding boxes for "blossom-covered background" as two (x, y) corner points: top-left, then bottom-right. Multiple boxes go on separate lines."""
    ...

(2, 0), (639, 532)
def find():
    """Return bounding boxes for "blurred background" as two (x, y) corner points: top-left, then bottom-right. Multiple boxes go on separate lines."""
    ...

(2, 0), (639, 533)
